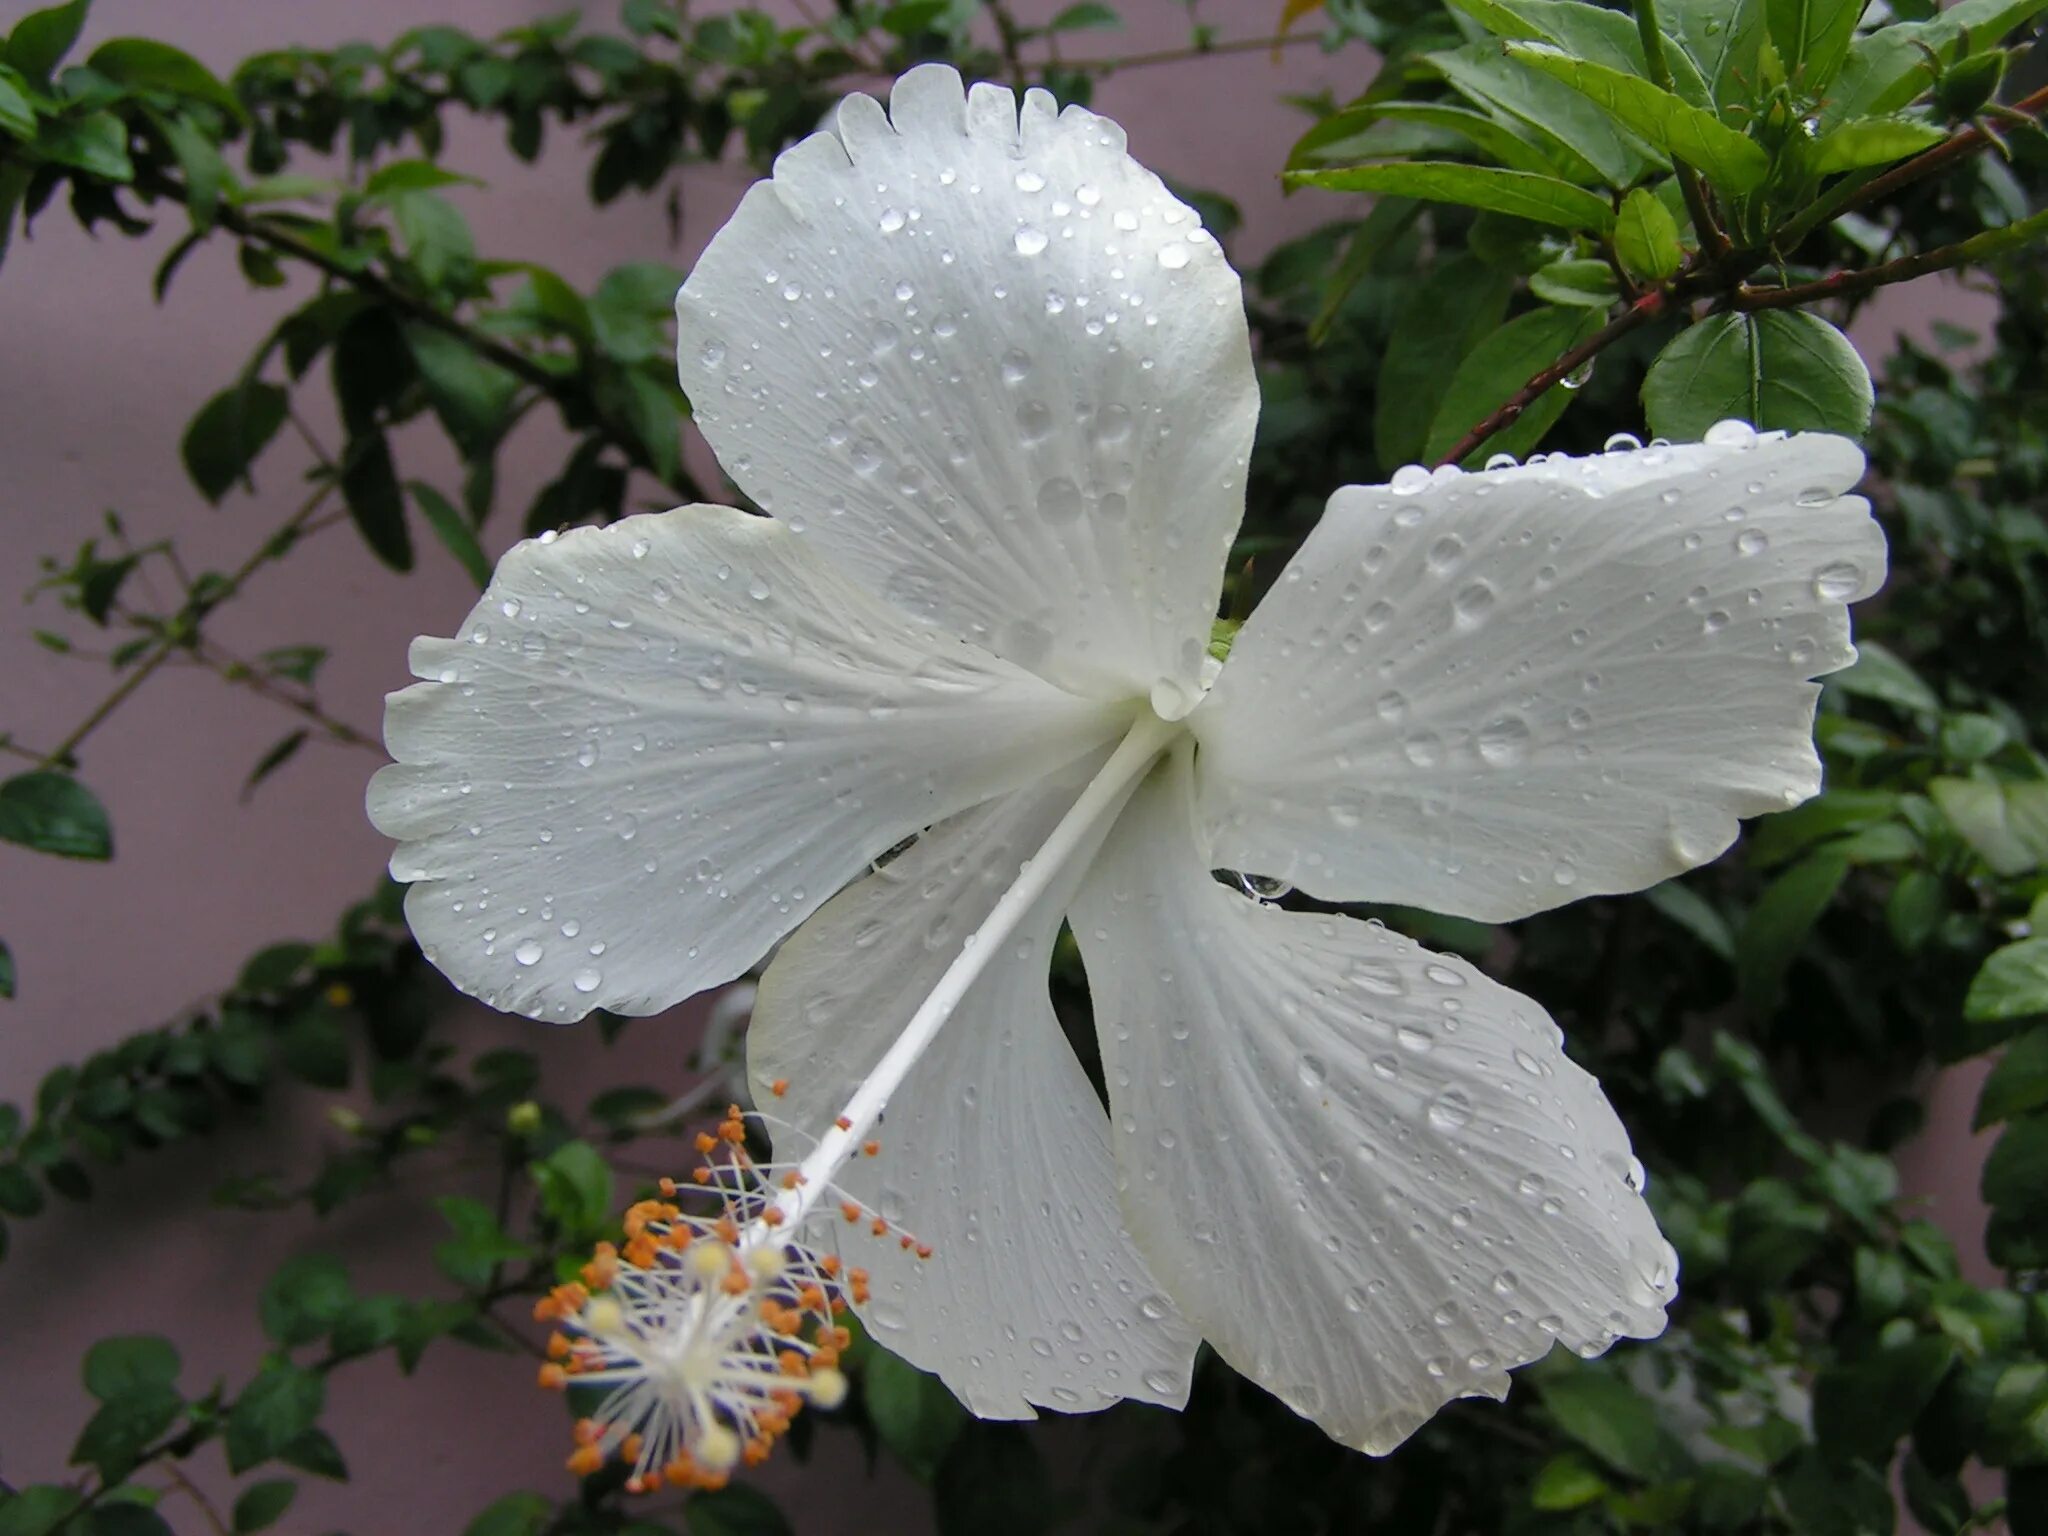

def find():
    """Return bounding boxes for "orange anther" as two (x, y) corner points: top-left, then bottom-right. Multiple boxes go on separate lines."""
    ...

(547, 1332), (571, 1360)
(842, 1201), (862, 1223)
(763, 1207), (786, 1227)
(771, 1079), (789, 1097)
(900, 1234), (915, 1250)
(722, 1268), (750, 1295)
(715, 1216), (740, 1244)
(621, 1434), (644, 1462)
(695, 1132), (718, 1155)
(835, 1115), (852, 1131)
(871, 1218), (888, 1236)
(538, 1363), (567, 1389)
(862, 1140), (881, 1157)
(914, 1242), (934, 1260)
(820, 1254), (843, 1276)
(691, 1166), (713, 1184)
(567, 1445), (604, 1476)
(659, 1177), (679, 1197)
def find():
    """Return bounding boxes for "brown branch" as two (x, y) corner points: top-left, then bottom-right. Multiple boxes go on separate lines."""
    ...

(191, 640), (382, 752)
(1734, 208), (2048, 310)
(1432, 293), (1669, 468)
(160, 1465), (231, 1536)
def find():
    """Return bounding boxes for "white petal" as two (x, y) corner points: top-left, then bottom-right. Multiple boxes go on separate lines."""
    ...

(675, 63), (1257, 708)
(1193, 433), (1887, 922)
(368, 505), (1119, 1022)
(1071, 749), (1676, 1454)
(749, 768), (1199, 1417)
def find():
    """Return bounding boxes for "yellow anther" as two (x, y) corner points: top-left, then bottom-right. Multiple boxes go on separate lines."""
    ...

(745, 1246), (786, 1281)
(685, 1241), (733, 1282)
(693, 1424), (741, 1473)
(582, 1296), (625, 1335)
(806, 1367), (849, 1410)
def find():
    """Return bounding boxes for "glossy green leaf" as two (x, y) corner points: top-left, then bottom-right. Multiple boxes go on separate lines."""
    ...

(1814, 1337), (1956, 1463)
(231, 1481), (296, 1534)
(1427, 44), (1644, 186)
(34, 111), (133, 181)
(1423, 304), (1604, 464)
(224, 1361), (325, 1473)
(1535, 1367), (1689, 1478)
(1930, 778), (2040, 876)
(1507, 44), (1770, 189)
(2, 0), (88, 83)
(1642, 310), (1872, 441)
(1663, 0), (1768, 109)
(1829, 639), (1940, 715)
(1830, 0), (2048, 122)
(181, 382), (289, 502)
(403, 324), (518, 449)
(1766, 0), (1861, 90)
(338, 432), (413, 572)
(1983, 1113), (2048, 1223)
(1806, 116), (1949, 175)
(0, 772), (112, 860)
(1295, 101), (1563, 176)
(1737, 851), (1850, 1011)
(1614, 186), (1685, 279)
(1286, 162), (1616, 230)
(0, 66), (36, 139)
(864, 1348), (970, 1483)
(1528, 255), (1620, 307)
(1976, 1026), (2048, 1129)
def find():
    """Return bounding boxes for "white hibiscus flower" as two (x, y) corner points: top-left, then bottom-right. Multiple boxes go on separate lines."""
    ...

(368, 64), (1886, 1455)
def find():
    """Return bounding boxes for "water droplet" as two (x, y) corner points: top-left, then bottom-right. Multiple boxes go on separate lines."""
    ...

(1389, 464), (1431, 495)
(1017, 399), (1053, 444)
(1453, 581), (1497, 627)
(1813, 560), (1863, 600)
(1157, 241), (1191, 269)
(878, 207), (906, 234)
(1239, 873), (1293, 901)
(1349, 961), (1405, 997)
(514, 940), (544, 967)
(1014, 225), (1049, 256)
(573, 968), (602, 993)
(1402, 731), (1442, 768)
(698, 339), (726, 369)
(1476, 715), (1531, 767)
(1427, 1090), (1473, 1132)
(1396, 1024), (1434, 1053)
(1704, 419), (1757, 449)
(1604, 432), (1642, 453)
(576, 741), (600, 769)
(1000, 349), (1032, 385)
(1297, 1053), (1329, 1089)
(1427, 534), (1465, 573)
(1014, 168), (1046, 193)
(1037, 477), (1083, 522)
(1735, 528), (1769, 556)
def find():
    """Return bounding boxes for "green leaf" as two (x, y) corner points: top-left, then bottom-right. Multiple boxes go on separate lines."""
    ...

(688, 1485), (794, 1536)
(84, 1336), (181, 1399)
(1930, 778), (2040, 876)
(1806, 116), (1949, 175)
(0, 1485), (82, 1536)
(1967, 940), (2048, 1025)
(1047, 1), (1121, 29)
(589, 262), (686, 364)
(158, 112), (227, 229)
(279, 1004), (351, 1089)
(338, 432), (414, 572)
(1288, 163), (1615, 232)
(1737, 850), (1849, 1011)
(3, 0), (88, 84)
(433, 1195), (532, 1287)
(1613, 185), (1685, 280)
(531, 1140), (614, 1238)
(1830, 0), (2048, 121)
(87, 39), (242, 115)
(1645, 880), (1737, 960)
(363, 159), (480, 196)
(224, 1361), (325, 1473)
(864, 1347), (969, 1482)
(1295, 101), (1563, 176)
(1829, 638), (1940, 714)
(1427, 44), (1645, 186)
(0, 66), (37, 140)
(1529, 256), (1620, 307)
(410, 482), (491, 587)
(1663, 0), (1768, 109)
(0, 771), (112, 859)
(1424, 304), (1604, 465)
(0, 940), (12, 999)
(260, 1255), (353, 1346)
(1530, 1451), (1609, 1509)
(461, 1493), (552, 1536)
(933, 1427), (1050, 1536)
(391, 190), (474, 289)
(34, 111), (133, 181)
(1642, 310), (1872, 441)
(1507, 44), (1770, 190)
(1766, 0), (1861, 90)
(403, 324), (518, 449)
(241, 730), (307, 800)
(1976, 1026), (2048, 1130)
(1983, 1112), (2048, 1224)
(230, 1481), (296, 1534)
(1375, 257), (1515, 468)
(1814, 1336), (1956, 1463)
(1535, 1366), (1688, 1478)
(181, 382), (289, 502)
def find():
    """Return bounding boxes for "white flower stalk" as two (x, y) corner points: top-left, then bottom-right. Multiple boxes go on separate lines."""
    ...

(536, 1106), (873, 1491)
(372, 64), (1887, 1454)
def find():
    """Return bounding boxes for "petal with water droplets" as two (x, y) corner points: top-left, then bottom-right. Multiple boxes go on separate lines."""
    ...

(750, 764), (1199, 1417)
(675, 63), (1257, 706)
(368, 505), (1120, 1022)
(1192, 432), (1886, 922)
(1070, 749), (1675, 1454)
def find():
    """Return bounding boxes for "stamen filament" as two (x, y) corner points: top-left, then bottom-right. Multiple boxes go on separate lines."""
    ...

(742, 709), (1182, 1249)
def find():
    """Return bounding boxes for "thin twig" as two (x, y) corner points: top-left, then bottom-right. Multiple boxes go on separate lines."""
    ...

(1070, 30), (1329, 73)
(1432, 294), (1669, 467)
(1735, 207), (2048, 310)
(160, 1465), (232, 1536)
(190, 640), (382, 752)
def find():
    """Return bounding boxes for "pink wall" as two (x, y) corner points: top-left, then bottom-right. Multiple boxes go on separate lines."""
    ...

(0, 0), (1998, 1527)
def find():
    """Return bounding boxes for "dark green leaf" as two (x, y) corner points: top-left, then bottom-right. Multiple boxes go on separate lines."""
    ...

(0, 937), (13, 999)
(589, 262), (685, 364)
(1982, 1113), (2048, 1223)
(391, 190), (474, 289)
(224, 1361), (325, 1473)
(1423, 304), (1604, 465)
(461, 1493), (552, 1536)
(1428, 44), (1645, 185)
(87, 39), (242, 115)
(157, 113), (226, 230)
(34, 111), (134, 181)
(1969, 940), (2048, 1025)
(182, 382), (289, 502)
(934, 1427), (1050, 1536)
(1737, 851), (1849, 1011)
(1286, 162), (1616, 231)
(1978, 1027), (2048, 1130)
(1642, 310), (1873, 441)
(339, 432), (414, 572)
(1830, 639), (1940, 714)
(531, 1140), (614, 1238)
(0, 67), (38, 140)
(0, 771), (112, 859)
(1528, 256), (1619, 307)
(279, 1004), (351, 1089)
(363, 159), (480, 196)
(403, 323), (518, 449)
(3, 1), (89, 84)
(1664, 0), (1767, 107)
(260, 1255), (352, 1346)
(410, 482), (491, 587)
(1375, 257), (1514, 468)
(1806, 116), (1949, 175)
(1930, 778), (2039, 876)
(231, 1481), (296, 1534)
(687, 1485), (794, 1536)
(864, 1348), (969, 1482)
(84, 1336), (181, 1400)
(0, 1485), (83, 1536)
(1815, 1336), (1956, 1463)
(1047, 2), (1122, 29)
(1535, 1366), (1688, 1477)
